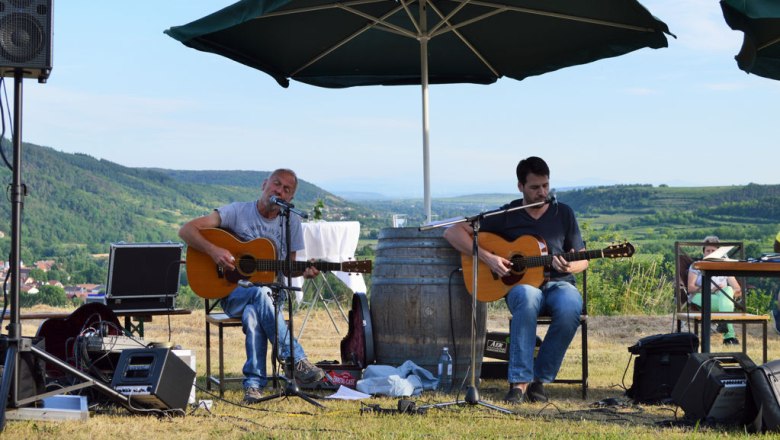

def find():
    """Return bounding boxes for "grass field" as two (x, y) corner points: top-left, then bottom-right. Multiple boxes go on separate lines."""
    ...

(3, 304), (777, 439)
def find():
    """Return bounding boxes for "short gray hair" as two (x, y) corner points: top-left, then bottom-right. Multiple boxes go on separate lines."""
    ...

(703, 235), (720, 244)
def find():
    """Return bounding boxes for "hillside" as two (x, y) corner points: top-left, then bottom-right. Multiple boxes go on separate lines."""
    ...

(0, 141), (777, 287)
(0, 142), (358, 261)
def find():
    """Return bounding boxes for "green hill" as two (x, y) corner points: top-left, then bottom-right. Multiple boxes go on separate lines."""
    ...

(0, 142), (357, 263)
(0, 141), (777, 293)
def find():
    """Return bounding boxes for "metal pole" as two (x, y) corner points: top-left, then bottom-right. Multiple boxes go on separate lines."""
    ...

(420, 0), (432, 224)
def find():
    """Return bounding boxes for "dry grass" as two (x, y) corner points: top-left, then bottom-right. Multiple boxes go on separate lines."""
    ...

(3, 304), (778, 439)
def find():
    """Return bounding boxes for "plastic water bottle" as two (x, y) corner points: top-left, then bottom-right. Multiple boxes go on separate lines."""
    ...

(437, 347), (453, 392)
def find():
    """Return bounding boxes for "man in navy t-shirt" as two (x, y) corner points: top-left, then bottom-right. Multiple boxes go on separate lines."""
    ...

(444, 156), (587, 404)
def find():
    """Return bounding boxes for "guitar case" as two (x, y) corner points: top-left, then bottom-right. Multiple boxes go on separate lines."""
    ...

(35, 302), (123, 378)
(340, 292), (375, 368)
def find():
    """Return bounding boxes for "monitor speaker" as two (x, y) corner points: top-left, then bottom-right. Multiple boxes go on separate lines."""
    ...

(672, 352), (756, 424)
(111, 348), (195, 412)
(0, 0), (52, 83)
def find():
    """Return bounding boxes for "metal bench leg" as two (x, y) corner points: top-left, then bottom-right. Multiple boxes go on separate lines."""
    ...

(742, 323), (747, 354)
(764, 321), (768, 364)
(206, 319), (212, 391)
(581, 319), (588, 400)
(219, 324), (226, 398)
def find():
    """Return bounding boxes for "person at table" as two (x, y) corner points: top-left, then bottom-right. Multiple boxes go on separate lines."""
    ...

(443, 156), (586, 404)
(687, 235), (742, 345)
(179, 168), (325, 404)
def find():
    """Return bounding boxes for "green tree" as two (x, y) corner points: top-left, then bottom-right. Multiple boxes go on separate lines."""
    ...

(28, 268), (47, 283)
(38, 285), (69, 307)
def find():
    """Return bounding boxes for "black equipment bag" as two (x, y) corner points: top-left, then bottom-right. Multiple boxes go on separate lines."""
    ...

(746, 359), (780, 432)
(626, 332), (699, 404)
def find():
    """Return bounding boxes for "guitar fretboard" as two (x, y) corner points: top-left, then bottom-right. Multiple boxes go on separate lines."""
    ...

(249, 260), (345, 273)
(511, 249), (604, 270)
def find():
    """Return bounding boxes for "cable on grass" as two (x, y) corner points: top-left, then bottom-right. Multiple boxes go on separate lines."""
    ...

(192, 382), (319, 416)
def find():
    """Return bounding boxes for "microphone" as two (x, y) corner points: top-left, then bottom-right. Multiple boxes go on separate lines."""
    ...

(546, 191), (557, 206)
(237, 279), (254, 288)
(269, 195), (295, 209)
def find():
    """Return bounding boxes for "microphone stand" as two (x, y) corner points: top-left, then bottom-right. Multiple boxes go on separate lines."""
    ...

(254, 203), (322, 408)
(418, 197), (552, 413)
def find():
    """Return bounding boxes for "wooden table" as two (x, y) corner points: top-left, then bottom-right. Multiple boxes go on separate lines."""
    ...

(8, 308), (192, 337)
(694, 261), (780, 355)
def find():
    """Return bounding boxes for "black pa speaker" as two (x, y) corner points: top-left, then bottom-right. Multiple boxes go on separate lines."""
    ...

(111, 347), (195, 411)
(0, 0), (52, 83)
(672, 352), (756, 424)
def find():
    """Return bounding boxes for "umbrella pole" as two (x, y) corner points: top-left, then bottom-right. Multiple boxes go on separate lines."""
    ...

(420, 1), (432, 225)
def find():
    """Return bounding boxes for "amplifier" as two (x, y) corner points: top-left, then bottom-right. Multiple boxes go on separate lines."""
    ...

(111, 348), (195, 411)
(672, 352), (756, 423)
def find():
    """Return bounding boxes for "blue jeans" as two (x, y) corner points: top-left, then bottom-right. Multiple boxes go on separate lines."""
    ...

(221, 285), (306, 389)
(505, 280), (583, 384)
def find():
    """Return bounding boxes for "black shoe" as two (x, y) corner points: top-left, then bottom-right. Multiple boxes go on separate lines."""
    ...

(525, 381), (549, 403)
(723, 337), (740, 346)
(716, 323), (729, 334)
(503, 387), (525, 404)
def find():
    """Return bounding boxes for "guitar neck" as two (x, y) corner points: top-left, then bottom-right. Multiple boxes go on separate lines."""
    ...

(255, 260), (346, 273)
(516, 249), (604, 269)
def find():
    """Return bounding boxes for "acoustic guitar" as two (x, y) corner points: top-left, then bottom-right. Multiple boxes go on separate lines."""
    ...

(186, 228), (372, 299)
(462, 233), (635, 302)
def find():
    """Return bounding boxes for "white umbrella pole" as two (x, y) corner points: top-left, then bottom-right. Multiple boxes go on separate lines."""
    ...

(420, 1), (432, 224)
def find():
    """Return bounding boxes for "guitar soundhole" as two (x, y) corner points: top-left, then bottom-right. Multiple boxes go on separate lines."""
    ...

(510, 256), (527, 274)
(237, 255), (255, 276)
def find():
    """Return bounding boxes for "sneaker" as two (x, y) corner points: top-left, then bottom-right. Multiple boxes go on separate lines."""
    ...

(503, 387), (525, 404)
(286, 358), (326, 384)
(525, 381), (549, 403)
(243, 386), (263, 404)
(772, 309), (780, 335)
(716, 322), (728, 334)
(723, 337), (740, 346)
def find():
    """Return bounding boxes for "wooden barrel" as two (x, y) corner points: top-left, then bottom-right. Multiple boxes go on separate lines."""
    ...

(369, 227), (487, 391)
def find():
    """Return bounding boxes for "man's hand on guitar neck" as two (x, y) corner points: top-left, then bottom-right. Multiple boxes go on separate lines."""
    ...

(552, 249), (588, 274)
(302, 262), (320, 279)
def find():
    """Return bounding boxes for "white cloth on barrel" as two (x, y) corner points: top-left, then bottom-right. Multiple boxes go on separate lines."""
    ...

(290, 221), (367, 302)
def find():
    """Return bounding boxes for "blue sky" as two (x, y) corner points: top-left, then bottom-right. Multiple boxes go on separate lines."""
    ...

(14, 1), (779, 198)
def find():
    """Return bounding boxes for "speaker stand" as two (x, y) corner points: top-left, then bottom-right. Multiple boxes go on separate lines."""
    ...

(0, 73), (134, 432)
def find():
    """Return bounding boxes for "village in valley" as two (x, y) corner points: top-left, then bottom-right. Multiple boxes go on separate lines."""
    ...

(5, 259), (103, 301)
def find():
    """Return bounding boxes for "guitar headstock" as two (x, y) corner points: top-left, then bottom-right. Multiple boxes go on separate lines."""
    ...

(603, 242), (635, 258)
(342, 259), (372, 274)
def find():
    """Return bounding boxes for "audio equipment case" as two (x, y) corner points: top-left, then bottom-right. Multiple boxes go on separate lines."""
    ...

(105, 242), (183, 312)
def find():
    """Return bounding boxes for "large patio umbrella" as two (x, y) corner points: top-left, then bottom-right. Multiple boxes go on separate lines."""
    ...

(721, 0), (780, 81)
(165, 0), (672, 222)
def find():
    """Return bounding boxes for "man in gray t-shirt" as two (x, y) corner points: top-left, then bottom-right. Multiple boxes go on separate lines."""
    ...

(179, 168), (324, 404)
